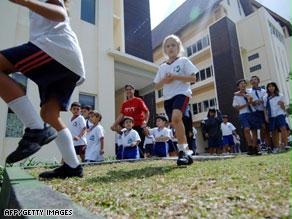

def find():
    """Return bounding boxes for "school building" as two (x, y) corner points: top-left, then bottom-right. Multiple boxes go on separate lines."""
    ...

(0, 0), (158, 164)
(152, 0), (291, 153)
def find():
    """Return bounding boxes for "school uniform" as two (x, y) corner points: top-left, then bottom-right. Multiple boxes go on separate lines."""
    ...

(154, 57), (199, 122)
(120, 129), (141, 159)
(247, 87), (266, 129)
(168, 128), (178, 153)
(221, 122), (236, 146)
(202, 115), (223, 148)
(232, 94), (257, 129)
(68, 115), (87, 155)
(0, 0), (85, 111)
(85, 124), (104, 162)
(150, 127), (172, 157)
(190, 127), (198, 153)
(143, 135), (155, 156)
(263, 94), (286, 131)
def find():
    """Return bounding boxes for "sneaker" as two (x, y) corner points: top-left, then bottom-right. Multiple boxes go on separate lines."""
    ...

(39, 163), (83, 179)
(247, 146), (253, 155)
(6, 125), (57, 164)
(177, 151), (193, 166)
(253, 147), (262, 156)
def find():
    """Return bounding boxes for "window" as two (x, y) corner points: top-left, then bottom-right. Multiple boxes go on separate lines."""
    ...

(248, 53), (259, 61)
(196, 72), (200, 82)
(210, 99), (215, 107)
(192, 103), (198, 115)
(206, 67), (212, 78)
(250, 64), (262, 73)
(200, 69), (206, 81)
(202, 36), (209, 48)
(198, 102), (202, 113)
(6, 73), (27, 137)
(81, 0), (96, 24)
(79, 93), (95, 109)
(203, 100), (209, 111)
(192, 43), (197, 54)
(187, 47), (192, 57)
(197, 40), (202, 51)
(158, 89), (163, 98)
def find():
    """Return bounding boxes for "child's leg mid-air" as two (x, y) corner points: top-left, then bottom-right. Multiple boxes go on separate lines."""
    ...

(0, 54), (57, 164)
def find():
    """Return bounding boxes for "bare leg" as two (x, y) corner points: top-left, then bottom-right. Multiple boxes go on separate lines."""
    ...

(171, 110), (187, 145)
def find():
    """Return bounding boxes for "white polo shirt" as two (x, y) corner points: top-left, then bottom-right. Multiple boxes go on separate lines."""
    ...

(149, 127), (172, 142)
(120, 129), (141, 147)
(221, 122), (236, 136)
(154, 57), (199, 100)
(247, 87), (266, 111)
(85, 125), (104, 161)
(232, 95), (255, 114)
(68, 115), (87, 146)
(263, 94), (286, 118)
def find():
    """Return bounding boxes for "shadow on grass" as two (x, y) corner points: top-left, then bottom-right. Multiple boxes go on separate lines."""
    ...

(86, 165), (178, 183)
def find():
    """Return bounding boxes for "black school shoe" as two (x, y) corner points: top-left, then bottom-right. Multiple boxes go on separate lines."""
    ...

(177, 151), (193, 166)
(39, 163), (83, 179)
(253, 147), (262, 156)
(247, 146), (253, 155)
(6, 125), (57, 164)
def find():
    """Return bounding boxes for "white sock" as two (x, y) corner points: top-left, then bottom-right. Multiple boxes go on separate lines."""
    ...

(8, 96), (43, 129)
(177, 144), (188, 152)
(55, 128), (79, 168)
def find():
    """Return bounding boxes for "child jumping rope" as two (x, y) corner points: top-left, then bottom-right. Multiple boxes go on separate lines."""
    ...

(1, 0), (85, 178)
(154, 34), (198, 166)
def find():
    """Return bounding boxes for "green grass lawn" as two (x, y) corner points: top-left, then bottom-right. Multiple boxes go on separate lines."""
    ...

(30, 152), (291, 218)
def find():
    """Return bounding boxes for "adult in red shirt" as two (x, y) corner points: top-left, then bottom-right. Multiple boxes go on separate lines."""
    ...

(111, 84), (150, 157)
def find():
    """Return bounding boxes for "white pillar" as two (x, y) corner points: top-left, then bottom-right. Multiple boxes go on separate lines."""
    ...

(97, 0), (116, 156)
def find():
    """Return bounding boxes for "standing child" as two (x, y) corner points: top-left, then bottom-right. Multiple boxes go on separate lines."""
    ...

(233, 79), (260, 155)
(263, 82), (288, 153)
(202, 109), (223, 155)
(68, 102), (87, 162)
(147, 115), (172, 157)
(191, 125), (198, 155)
(81, 105), (93, 129)
(85, 111), (104, 162)
(154, 35), (198, 165)
(221, 115), (237, 154)
(1, 0), (85, 178)
(143, 129), (155, 158)
(120, 117), (141, 159)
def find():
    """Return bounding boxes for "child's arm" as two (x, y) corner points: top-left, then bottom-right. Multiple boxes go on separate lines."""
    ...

(111, 113), (124, 131)
(9, 0), (67, 21)
(130, 140), (141, 147)
(74, 127), (86, 141)
(154, 75), (174, 90)
(99, 137), (104, 155)
(169, 74), (196, 83)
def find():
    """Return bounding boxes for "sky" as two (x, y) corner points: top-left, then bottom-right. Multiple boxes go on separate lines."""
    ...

(149, 0), (292, 30)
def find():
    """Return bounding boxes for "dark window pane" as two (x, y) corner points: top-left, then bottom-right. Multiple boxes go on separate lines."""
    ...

(198, 102), (202, 113)
(249, 64), (262, 73)
(200, 69), (206, 80)
(187, 47), (192, 56)
(192, 103), (198, 115)
(158, 89), (163, 98)
(192, 43), (197, 53)
(206, 67), (211, 78)
(196, 72), (200, 81)
(81, 0), (96, 24)
(248, 53), (259, 61)
(210, 99), (215, 107)
(79, 94), (95, 109)
(203, 100), (209, 111)
(197, 40), (202, 51)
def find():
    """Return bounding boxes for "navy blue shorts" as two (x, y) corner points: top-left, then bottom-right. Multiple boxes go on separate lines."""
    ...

(122, 146), (140, 159)
(74, 145), (86, 156)
(208, 137), (223, 148)
(249, 111), (265, 129)
(116, 145), (123, 159)
(0, 42), (80, 111)
(144, 144), (154, 155)
(269, 115), (286, 131)
(167, 139), (177, 153)
(164, 95), (190, 122)
(239, 113), (258, 129)
(154, 142), (168, 157)
(223, 135), (235, 146)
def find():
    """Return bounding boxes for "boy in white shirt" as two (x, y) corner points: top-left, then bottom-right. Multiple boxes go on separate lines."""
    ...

(85, 111), (104, 162)
(147, 115), (172, 157)
(221, 115), (237, 154)
(233, 79), (260, 155)
(120, 117), (141, 159)
(68, 102), (87, 162)
(143, 129), (155, 158)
